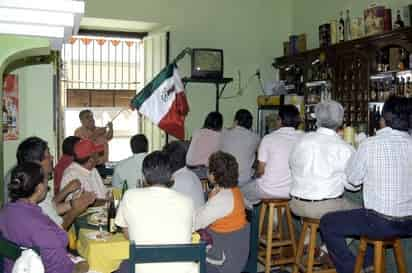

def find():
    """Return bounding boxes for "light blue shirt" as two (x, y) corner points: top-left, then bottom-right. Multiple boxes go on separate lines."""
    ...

(112, 153), (146, 189)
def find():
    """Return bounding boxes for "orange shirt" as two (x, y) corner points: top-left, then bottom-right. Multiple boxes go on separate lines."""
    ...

(210, 187), (247, 233)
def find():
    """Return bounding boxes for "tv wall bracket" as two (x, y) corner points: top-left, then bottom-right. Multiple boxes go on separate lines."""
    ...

(182, 77), (233, 112)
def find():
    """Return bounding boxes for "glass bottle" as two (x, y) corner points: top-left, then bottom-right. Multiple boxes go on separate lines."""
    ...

(121, 179), (128, 198)
(107, 192), (117, 233)
(338, 11), (345, 42)
(394, 9), (405, 29)
(345, 9), (352, 41)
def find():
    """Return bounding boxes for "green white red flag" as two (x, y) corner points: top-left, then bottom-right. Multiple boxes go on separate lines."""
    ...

(130, 64), (189, 139)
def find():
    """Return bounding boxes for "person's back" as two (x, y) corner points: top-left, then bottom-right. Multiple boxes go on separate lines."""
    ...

(220, 127), (259, 186)
(112, 134), (148, 189)
(258, 127), (302, 197)
(172, 167), (205, 210)
(352, 127), (412, 216)
(115, 151), (197, 273)
(220, 109), (259, 186)
(290, 128), (353, 200)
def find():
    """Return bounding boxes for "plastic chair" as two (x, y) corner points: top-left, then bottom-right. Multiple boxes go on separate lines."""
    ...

(0, 233), (38, 273)
(129, 242), (206, 273)
(242, 204), (261, 273)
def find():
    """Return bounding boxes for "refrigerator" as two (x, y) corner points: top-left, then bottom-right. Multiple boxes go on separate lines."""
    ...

(257, 95), (304, 137)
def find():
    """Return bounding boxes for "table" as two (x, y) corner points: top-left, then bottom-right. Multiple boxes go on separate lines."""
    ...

(77, 228), (129, 273)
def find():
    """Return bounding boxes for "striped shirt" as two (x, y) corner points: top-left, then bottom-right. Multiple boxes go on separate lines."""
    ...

(345, 127), (412, 217)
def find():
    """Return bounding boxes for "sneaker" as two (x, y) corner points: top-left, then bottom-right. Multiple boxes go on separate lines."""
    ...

(361, 265), (374, 273)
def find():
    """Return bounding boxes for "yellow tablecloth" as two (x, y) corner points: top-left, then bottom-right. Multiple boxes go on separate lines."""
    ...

(77, 228), (129, 273)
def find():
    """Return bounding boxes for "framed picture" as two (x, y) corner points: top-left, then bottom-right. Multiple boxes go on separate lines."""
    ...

(3, 74), (19, 141)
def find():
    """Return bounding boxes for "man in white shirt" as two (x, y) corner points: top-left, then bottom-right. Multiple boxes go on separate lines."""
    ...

(112, 134), (148, 189)
(61, 139), (108, 201)
(242, 105), (302, 207)
(289, 100), (359, 219)
(163, 141), (205, 210)
(115, 151), (197, 273)
(320, 97), (412, 273)
(220, 109), (260, 187)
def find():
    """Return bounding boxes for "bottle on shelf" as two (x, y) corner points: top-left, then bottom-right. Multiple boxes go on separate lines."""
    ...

(338, 11), (345, 43)
(121, 179), (128, 199)
(406, 77), (412, 97)
(345, 9), (352, 41)
(107, 192), (117, 234)
(394, 9), (405, 29)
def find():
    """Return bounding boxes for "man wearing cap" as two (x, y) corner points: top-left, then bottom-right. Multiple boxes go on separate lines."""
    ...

(61, 139), (108, 201)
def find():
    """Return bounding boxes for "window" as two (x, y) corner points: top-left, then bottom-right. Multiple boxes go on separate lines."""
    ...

(61, 35), (143, 161)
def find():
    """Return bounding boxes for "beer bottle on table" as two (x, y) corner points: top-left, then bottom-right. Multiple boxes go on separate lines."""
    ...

(121, 179), (128, 199)
(107, 194), (117, 233)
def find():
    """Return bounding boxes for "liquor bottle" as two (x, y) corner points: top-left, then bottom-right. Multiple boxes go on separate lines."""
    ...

(107, 194), (117, 233)
(338, 11), (345, 43)
(394, 9), (405, 29)
(399, 77), (405, 96)
(406, 77), (412, 97)
(345, 10), (352, 41)
(121, 179), (128, 198)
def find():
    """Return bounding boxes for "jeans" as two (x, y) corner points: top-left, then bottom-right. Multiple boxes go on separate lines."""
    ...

(320, 208), (412, 273)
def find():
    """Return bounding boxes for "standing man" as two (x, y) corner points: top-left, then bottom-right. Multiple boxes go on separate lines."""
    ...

(75, 109), (113, 175)
(241, 105), (302, 207)
(220, 109), (260, 187)
(320, 96), (412, 273)
(112, 134), (148, 189)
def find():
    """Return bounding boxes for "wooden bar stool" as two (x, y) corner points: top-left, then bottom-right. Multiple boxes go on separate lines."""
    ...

(258, 199), (297, 273)
(293, 218), (336, 273)
(353, 236), (407, 273)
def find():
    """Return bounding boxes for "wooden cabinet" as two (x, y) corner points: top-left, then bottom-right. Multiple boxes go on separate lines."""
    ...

(273, 27), (412, 134)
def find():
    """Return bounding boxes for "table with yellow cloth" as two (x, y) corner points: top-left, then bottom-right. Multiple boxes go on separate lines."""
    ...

(76, 228), (202, 273)
(77, 228), (129, 273)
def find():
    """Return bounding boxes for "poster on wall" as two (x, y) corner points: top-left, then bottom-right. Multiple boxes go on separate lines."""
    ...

(3, 75), (19, 141)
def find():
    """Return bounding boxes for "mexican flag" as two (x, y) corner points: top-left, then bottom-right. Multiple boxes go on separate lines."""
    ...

(130, 63), (189, 139)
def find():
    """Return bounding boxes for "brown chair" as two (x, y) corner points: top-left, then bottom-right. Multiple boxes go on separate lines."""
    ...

(258, 199), (297, 273)
(353, 236), (407, 273)
(293, 218), (336, 273)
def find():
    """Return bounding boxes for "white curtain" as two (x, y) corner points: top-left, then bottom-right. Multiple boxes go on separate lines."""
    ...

(141, 31), (168, 152)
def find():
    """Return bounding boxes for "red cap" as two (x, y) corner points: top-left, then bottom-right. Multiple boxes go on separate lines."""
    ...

(74, 139), (104, 159)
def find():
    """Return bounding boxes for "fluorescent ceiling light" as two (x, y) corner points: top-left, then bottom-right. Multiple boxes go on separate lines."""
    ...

(0, 0), (84, 50)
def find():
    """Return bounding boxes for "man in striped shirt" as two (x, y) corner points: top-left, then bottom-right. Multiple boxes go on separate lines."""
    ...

(320, 96), (412, 273)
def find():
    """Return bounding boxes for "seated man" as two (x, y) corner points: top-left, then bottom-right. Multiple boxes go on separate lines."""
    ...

(242, 105), (302, 207)
(15, 136), (95, 230)
(220, 109), (260, 187)
(115, 151), (196, 273)
(61, 139), (108, 201)
(320, 96), (412, 273)
(54, 136), (81, 195)
(289, 100), (359, 220)
(112, 134), (148, 189)
(163, 140), (205, 210)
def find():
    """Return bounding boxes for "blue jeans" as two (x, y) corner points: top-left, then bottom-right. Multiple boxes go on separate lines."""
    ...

(320, 208), (412, 273)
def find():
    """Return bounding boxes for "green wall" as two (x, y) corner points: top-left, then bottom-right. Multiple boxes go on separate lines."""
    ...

(0, 35), (50, 204)
(85, 0), (294, 136)
(292, 0), (412, 50)
(4, 64), (56, 173)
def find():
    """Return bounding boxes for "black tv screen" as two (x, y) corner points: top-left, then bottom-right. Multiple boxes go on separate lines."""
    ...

(191, 48), (223, 79)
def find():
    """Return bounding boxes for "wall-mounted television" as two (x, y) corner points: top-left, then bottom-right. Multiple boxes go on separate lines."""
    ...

(191, 48), (223, 79)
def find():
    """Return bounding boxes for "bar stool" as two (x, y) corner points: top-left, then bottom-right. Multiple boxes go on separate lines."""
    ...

(258, 199), (297, 273)
(293, 218), (336, 273)
(353, 236), (407, 273)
